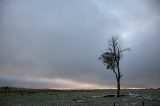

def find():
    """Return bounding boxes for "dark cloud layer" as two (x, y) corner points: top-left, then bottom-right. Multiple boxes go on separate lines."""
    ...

(0, 0), (160, 89)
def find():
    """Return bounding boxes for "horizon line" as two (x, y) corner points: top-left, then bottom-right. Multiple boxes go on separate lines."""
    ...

(1, 86), (159, 90)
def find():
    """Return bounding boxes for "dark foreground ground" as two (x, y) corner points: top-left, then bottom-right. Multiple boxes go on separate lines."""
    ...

(0, 87), (160, 106)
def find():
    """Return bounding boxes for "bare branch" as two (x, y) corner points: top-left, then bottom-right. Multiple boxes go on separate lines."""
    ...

(120, 48), (131, 53)
(108, 47), (113, 52)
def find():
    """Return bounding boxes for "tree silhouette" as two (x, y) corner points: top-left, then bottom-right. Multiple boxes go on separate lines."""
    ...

(99, 36), (130, 97)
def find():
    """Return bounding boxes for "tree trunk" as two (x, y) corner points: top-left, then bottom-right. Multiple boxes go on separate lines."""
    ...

(116, 78), (120, 97)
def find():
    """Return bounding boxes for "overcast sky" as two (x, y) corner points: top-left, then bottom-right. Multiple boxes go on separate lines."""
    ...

(0, 0), (160, 89)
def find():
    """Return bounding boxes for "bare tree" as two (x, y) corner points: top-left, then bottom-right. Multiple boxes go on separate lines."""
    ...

(99, 36), (130, 97)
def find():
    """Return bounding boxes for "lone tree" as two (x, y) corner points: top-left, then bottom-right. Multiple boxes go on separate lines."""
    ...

(99, 36), (130, 97)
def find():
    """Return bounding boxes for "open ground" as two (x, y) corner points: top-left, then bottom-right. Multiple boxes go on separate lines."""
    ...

(0, 87), (160, 106)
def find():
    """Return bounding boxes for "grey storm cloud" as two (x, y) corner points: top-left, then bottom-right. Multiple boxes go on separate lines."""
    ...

(0, 0), (160, 89)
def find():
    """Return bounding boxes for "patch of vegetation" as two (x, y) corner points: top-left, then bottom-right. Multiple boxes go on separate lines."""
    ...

(0, 87), (160, 106)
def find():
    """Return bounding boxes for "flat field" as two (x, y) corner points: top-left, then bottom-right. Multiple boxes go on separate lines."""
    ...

(0, 87), (160, 106)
